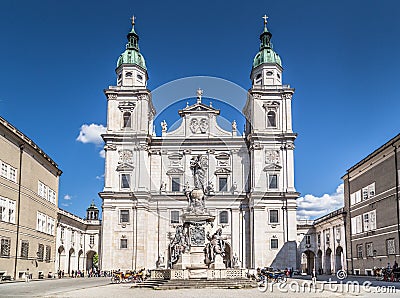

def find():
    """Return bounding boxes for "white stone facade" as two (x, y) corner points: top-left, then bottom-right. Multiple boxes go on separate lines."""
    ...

(297, 208), (347, 275)
(100, 20), (299, 271)
(55, 208), (101, 275)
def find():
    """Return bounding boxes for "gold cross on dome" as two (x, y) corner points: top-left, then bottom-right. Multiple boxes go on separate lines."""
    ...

(131, 15), (136, 25)
(262, 15), (269, 26)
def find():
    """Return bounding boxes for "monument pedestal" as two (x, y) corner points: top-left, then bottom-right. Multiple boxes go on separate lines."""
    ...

(210, 254), (225, 270)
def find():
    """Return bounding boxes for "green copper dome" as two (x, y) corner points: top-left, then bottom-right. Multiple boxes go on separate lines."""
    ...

(117, 50), (146, 69)
(252, 25), (282, 68)
(117, 20), (147, 69)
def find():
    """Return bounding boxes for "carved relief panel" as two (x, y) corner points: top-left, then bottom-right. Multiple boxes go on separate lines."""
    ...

(190, 117), (209, 133)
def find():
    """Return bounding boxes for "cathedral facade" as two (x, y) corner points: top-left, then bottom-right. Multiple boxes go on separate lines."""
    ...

(99, 17), (298, 271)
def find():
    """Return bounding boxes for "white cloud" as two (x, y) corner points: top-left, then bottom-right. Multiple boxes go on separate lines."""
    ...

(61, 203), (71, 207)
(63, 194), (72, 201)
(99, 149), (105, 158)
(297, 183), (344, 220)
(76, 123), (106, 145)
(96, 174), (105, 180)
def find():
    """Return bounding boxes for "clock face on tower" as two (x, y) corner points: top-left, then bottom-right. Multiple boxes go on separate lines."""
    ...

(266, 150), (279, 164)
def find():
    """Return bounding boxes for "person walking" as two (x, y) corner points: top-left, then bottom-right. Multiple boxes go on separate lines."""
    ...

(25, 269), (30, 283)
(311, 268), (317, 287)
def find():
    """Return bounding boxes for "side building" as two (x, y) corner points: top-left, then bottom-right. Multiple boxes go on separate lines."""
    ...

(297, 208), (347, 275)
(343, 133), (400, 275)
(55, 202), (101, 276)
(0, 116), (62, 280)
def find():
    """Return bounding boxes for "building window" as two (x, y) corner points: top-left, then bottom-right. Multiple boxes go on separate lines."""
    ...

(317, 234), (321, 246)
(1, 162), (7, 178)
(0, 160), (17, 183)
(170, 210), (180, 224)
(1, 238), (11, 257)
(363, 210), (376, 232)
(21, 240), (29, 259)
(120, 174), (131, 189)
(120, 238), (128, 249)
(45, 245), (51, 262)
(61, 227), (65, 239)
(368, 183), (375, 197)
(37, 244), (44, 262)
(270, 238), (278, 249)
(171, 177), (180, 192)
(218, 177), (228, 192)
(351, 215), (363, 235)
(219, 211), (229, 224)
(123, 112), (132, 128)
(71, 230), (75, 243)
(362, 187), (369, 200)
(305, 235), (311, 245)
(120, 210), (130, 223)
(268, 174), (278, 189)
(90, 235), (95, 246)
(269, 210), (279, 224)
(366, 242), (373, 257)
(356, 244), (363, 259)
(0, 197), (5, 222)
(125, 72), (132, 77)
(387, 239), (396, 255)
(0, 197), (15, 224)
(267, 111), (276, 127)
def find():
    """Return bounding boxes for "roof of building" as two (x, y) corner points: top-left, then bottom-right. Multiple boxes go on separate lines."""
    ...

(116, 20), (146, 69)
(343, 133), (400, 177)
(0, 115), (62, 176)
(252, 23), (282, 68)
(313, 207), (346, 225)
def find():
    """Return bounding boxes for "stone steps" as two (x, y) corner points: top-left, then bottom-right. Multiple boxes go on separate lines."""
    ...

(132, 278), (257, 290)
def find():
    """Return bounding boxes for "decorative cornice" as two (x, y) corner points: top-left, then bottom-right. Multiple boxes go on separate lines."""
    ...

(116, 163), (134, 171)
(263, 164), (282, 171)
(166, 168), (184, 175)
(168, 153), (183, 160)
(215, 152), (230, 160)
(214, 168), (231, 175)
(118, 101), (136, 112)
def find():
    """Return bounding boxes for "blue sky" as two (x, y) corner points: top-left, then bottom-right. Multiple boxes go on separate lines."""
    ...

(1, 0), (399, 219)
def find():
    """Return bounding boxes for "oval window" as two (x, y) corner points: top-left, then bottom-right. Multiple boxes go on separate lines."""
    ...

(137, 74), (143, 81)
(125, 72), (132, 77)
(266, 71), (273, 76)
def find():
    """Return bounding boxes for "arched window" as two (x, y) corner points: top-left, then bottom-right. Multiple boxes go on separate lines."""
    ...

(267, 111), (276, 127)
(123, 112), (131, 128)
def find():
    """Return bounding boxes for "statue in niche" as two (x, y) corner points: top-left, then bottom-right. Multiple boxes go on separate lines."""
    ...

(169, 225), (189, 267)
(204, 228), (227, 265)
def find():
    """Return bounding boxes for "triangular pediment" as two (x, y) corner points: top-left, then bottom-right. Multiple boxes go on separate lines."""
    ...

(263, 164), (282, 171)
(178, 102), (220, 116)
(116, 163), (134, 171)
(214, 168), (231, 175)
(166, 168), (185, 175)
